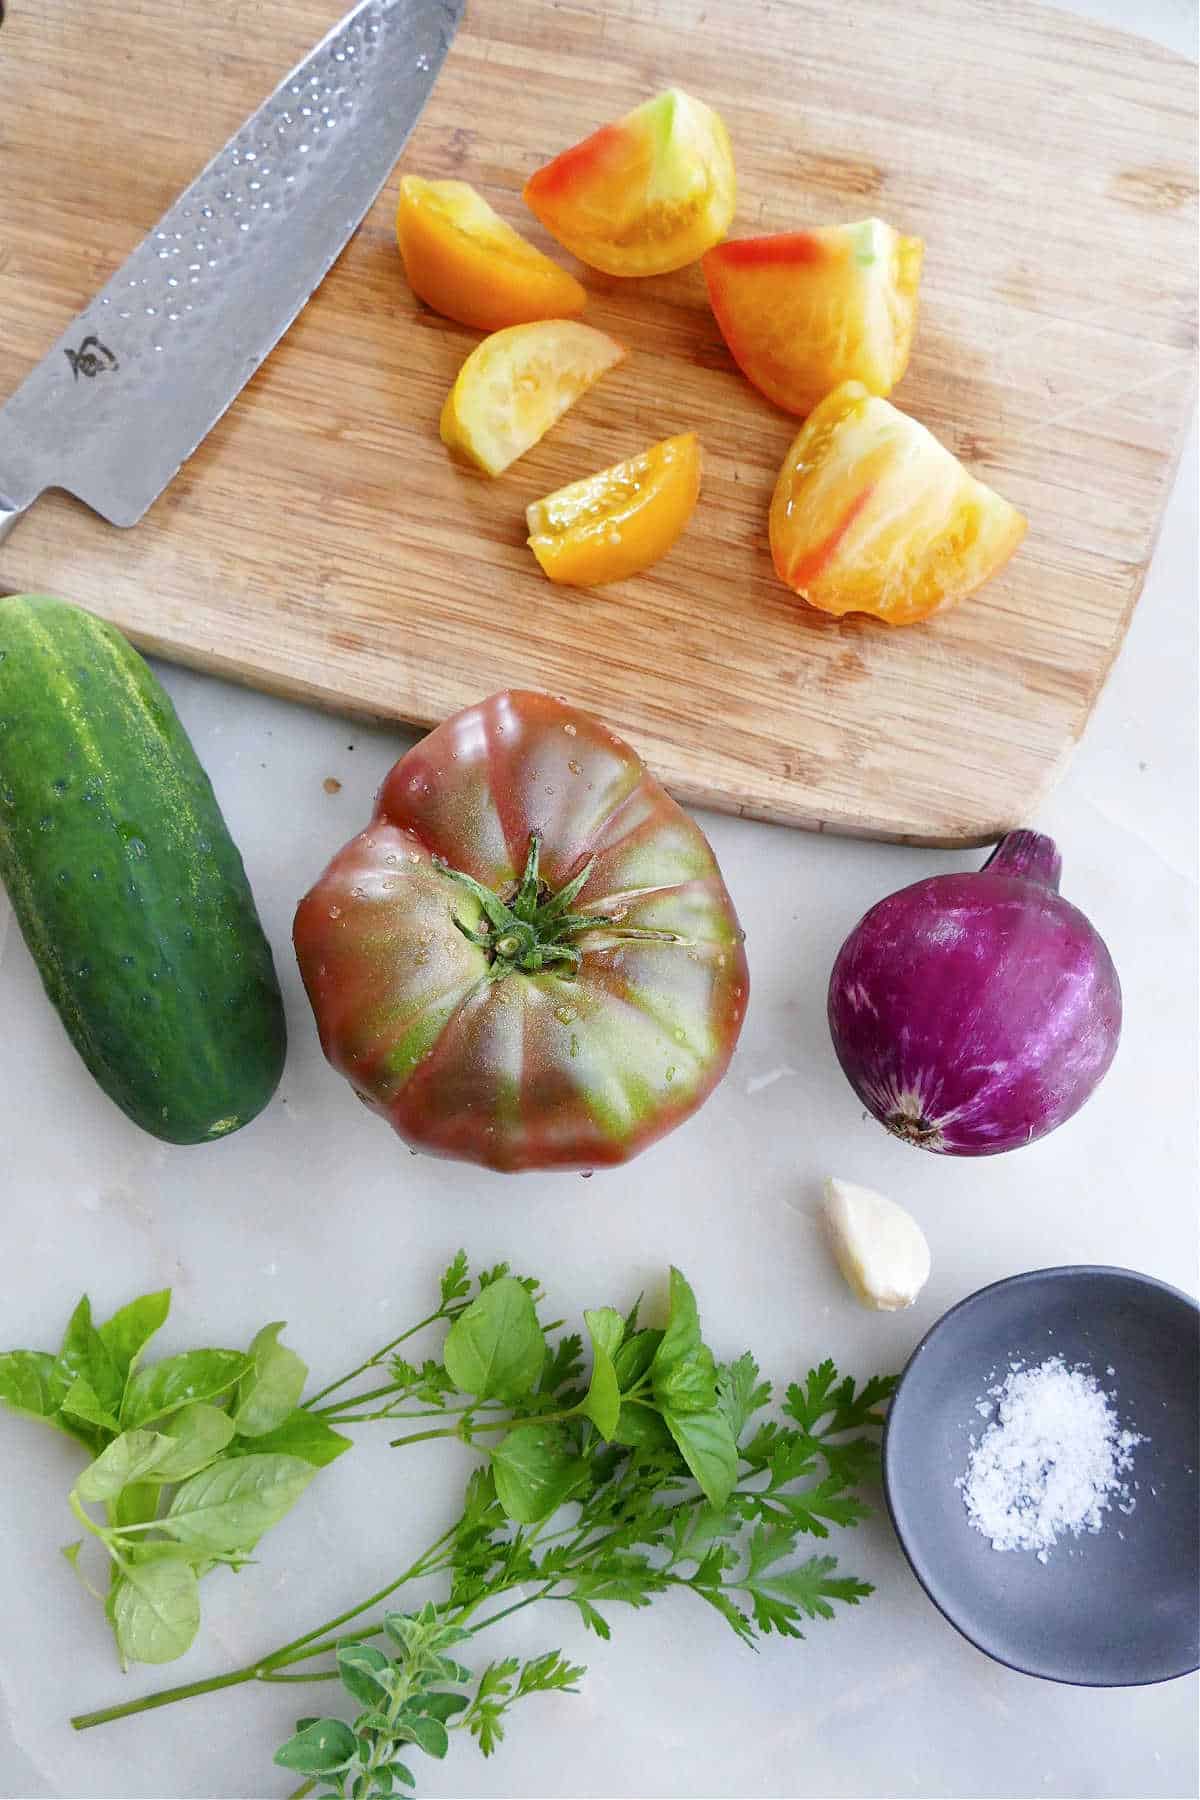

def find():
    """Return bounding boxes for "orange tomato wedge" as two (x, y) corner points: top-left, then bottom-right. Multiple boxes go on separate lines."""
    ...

(769, 382), (1027, 626)
(440, 321), (626, 477)
(524, 88), (735, 277)
(526, 433), (702, 586)
(704, 220), (924, 415)
(396, 176), (586, 331)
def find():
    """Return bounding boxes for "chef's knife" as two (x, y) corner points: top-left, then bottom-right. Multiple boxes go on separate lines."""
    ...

(0, 0), (464, 544)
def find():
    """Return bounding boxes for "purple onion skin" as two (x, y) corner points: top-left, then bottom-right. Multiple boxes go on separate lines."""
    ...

(827, 831), (1122, 1156)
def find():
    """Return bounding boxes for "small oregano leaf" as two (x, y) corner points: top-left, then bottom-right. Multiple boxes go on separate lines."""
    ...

(336, 1642), (391, 1705)
(273, 1718), (358, 1775)
(233, 1323), (308, 1439)
(443, 1277), (545, 1402)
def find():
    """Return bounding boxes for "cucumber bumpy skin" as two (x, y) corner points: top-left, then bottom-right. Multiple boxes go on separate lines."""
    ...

(0, 594), (286, 1144)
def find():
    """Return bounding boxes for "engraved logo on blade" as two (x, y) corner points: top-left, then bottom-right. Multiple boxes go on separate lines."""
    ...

(64, 336), (119, 381)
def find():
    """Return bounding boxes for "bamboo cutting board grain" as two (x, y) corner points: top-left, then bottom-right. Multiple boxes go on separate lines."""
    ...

(0, 0), (1195, 843)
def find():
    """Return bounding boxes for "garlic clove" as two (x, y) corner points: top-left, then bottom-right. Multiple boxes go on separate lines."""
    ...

(822, 1177), (931, 1311)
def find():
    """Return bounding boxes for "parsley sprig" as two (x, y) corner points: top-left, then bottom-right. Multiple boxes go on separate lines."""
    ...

(67, 1255), (895, 1798)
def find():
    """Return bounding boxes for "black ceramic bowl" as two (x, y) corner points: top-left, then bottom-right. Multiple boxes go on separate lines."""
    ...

(883, 1266), (1199, 1686)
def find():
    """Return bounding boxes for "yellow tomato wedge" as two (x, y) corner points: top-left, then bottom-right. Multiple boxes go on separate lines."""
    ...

(769, 382), (1027, 626)
(703, 220), (924, 415)
(526, 434), (702, 587)
(440, 321), (626, 477)
(523, 88), (735, 277)
(396, 176), (586, 331)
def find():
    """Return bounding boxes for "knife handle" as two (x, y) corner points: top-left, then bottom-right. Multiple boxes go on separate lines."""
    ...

(0, 494), (30, 546)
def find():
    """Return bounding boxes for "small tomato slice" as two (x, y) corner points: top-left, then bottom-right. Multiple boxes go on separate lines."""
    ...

(523, 88), (735, 277)
(440, 320), (625, 477)
(396, 176), (586, 331)
(525, 433), (702, 587)
(769, 382), (1027, 626)
(703, 219), (924, 415)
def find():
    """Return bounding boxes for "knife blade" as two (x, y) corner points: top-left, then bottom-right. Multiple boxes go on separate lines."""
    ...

(0, 0), (463, 543)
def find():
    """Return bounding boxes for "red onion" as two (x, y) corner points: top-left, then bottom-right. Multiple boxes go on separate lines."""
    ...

(827, 831), (1121, 1155)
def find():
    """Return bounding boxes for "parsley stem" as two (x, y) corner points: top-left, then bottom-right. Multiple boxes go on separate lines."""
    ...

(257, 1669), (342, 1684)
(303, 1307), (456, 1408)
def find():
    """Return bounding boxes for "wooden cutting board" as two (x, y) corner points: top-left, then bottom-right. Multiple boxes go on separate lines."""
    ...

(0, 0), (1195, 844)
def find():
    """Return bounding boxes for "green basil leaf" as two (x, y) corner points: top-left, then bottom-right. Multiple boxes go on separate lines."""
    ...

(443, 1277), (545, 1402)
(223, 1408), (351, 1468)
(336, 1642), (391, 1705)
(97, 1290), (171, 1389)
(661, 1403), (739, 1508)
(75, 1429), (174, 1503)
(385, 1762), (416, 1789)
(53, 1296), (124, 1420)
(652, 1268), (702, 1371)
(60, 1376), (121, 1437)
(0, 1350), (64, 1425)
(397, 1713), (449, 1759)
(151, 1403), (237, 1481)
(610, 1401), (678, 1456)
(579, 1309), (622, 1440)
(111, 1479), (161, 1531)
(655, 1348), (718, 1415)
(650, 1270), (718, 1415)
(273, 1718), (357, 1775)
(491, 1423), (584, 1524)
(233, 1323), (307, 1439)
(111, 1558), (201, 1664)
(121, 1349), (249, 1428)
(612, 1329), (663, 1389)
(163, 1453), (316, 1552)
(412, 1691), (469, 1723)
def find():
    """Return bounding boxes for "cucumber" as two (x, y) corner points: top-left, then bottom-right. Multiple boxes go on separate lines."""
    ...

(0, 594), (286, 1144)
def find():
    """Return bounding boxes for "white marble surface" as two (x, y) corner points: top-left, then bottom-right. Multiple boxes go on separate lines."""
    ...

(1, 3), (1196, 1795)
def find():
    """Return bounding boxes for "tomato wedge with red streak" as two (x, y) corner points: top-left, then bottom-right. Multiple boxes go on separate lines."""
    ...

(703, 219), (923, 415)
(524, 88), (735, 277)
(769, 382), (1027, 625)
(293, 692), (748, 1172)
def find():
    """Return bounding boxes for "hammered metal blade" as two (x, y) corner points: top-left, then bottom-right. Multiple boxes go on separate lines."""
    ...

(0, 0), (462, 527)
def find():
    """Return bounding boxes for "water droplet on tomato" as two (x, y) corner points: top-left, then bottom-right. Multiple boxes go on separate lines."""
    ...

(563, 723), (577, 737)
(580, 1170), (593, 1179)
(567, 760), (581, 775)
(328, 904), (342, 919)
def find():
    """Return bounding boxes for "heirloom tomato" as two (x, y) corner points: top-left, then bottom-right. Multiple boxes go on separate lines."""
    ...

(525, 433), (702, 586)
(396, 176), (586, 331)
(523, 88), (735, 277)
(769, 382), (1027, 625)
(293, 691), (748, 1172)
(440, 320), (625, 476)
(702, 219), (923, 415)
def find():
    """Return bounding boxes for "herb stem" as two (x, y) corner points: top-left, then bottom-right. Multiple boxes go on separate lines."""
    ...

(302, 1308), (454, 1409)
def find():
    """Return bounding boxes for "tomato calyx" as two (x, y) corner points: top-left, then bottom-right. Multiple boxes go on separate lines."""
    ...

(434, 832), (612, 977)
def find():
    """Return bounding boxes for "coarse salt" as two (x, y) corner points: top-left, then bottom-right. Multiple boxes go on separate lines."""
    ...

(956, 1357), (1144, 1563)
